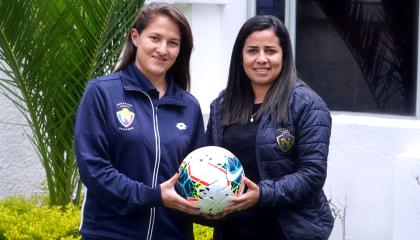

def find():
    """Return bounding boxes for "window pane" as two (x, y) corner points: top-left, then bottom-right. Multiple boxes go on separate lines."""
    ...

(257, 0), (285, 22)
(296, 0), (418, 115)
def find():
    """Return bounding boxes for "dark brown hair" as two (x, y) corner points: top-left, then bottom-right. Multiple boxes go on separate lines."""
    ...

(115, 2), (193, 90)
(223, 15), (297, 125)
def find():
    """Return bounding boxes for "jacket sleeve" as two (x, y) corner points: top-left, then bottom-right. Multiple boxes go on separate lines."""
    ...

(258, 95), (331, 207)
(75, 81), (162, 214)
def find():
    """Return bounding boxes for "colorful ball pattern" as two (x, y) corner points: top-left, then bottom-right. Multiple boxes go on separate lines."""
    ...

(177, 146), (245, 215)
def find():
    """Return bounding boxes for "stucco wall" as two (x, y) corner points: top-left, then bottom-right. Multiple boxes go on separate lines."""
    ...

(0, 93), (44, 199)
(326, 114), (420, 240)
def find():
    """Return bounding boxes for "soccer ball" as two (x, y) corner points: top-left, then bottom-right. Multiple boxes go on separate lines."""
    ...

(177, 146), (245, 215)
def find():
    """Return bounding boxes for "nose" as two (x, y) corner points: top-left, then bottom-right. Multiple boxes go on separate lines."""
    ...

(256, 51), (268, 64)
(156, 42), (168, 55)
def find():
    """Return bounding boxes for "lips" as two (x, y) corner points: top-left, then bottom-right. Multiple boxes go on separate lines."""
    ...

(152, 55), (167, 64)
(254, 67), (270, 73)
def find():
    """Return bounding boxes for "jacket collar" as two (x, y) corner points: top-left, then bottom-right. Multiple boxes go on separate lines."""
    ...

(120, 63), (187, 107)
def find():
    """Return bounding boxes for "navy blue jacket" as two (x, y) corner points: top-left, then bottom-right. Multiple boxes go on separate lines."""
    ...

(206, 81), (334, 240)
(75, 64), (205, 240)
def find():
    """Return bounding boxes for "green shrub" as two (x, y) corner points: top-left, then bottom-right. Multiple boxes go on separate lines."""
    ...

(0, 196), (80, 240)
(194, 224), (213, 240)
(0, 196), (214, 240)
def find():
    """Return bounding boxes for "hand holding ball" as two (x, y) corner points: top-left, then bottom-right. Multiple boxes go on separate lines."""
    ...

(177, 146), (245, 215)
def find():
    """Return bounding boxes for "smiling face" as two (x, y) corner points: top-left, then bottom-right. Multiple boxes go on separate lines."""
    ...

(131, 15), (181, 82)
(242, 29), (283, 93)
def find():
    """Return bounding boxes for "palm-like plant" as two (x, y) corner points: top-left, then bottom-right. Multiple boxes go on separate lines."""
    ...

(0, 0), (144, 206)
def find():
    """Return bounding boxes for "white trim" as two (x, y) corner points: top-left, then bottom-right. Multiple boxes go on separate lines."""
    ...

(142, 92), (160, 240)
(148, 106), (161, 240)
(332, 112), (420, 129)
(146, 208), (156, 240)
(417, 2), (420, 118)
(247, 0), (256, 19)
(79, 188), (87, 231)
(285, 0), (296, 59)
(153, 107), (161, 188)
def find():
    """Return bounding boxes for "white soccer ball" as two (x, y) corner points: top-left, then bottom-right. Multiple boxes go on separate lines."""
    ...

(177, 146), (245, 215)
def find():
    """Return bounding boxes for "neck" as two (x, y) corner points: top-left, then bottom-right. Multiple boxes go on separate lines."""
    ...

(135, 63), (167, 98)
(144, 74), (167, 99)
(152, 78), (167, 99)
(252, 84), (271, 104)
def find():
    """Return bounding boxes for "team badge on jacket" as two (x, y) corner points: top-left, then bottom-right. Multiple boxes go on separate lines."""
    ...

(117, 107), (135, 128)
(276, 128), (295, 153)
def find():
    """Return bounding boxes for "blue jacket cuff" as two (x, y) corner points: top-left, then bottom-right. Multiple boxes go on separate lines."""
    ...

(142, 185), (163, 208)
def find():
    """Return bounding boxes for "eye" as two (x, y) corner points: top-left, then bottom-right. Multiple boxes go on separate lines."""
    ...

(168, 40), (180, 47)
(247, 48), (258, 54)
(149, 35), (159, 42)
(266, 49), (277, 55)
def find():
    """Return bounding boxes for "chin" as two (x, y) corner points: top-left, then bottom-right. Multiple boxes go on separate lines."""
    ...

(149, 67), (167, 75)
(251, 80), (275, 87)
(254, 78), (273, 84)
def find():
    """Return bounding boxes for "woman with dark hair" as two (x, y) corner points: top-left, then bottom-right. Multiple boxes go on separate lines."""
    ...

(75, 3), (204, 240)
(206, 15), (334, 239)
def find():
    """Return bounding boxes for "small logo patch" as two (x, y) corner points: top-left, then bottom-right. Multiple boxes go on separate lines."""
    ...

(116, 102), (135, 131)
(276, 128), (295, 153)
(176, 122), (187, 130)
(117, 108), (135, 128)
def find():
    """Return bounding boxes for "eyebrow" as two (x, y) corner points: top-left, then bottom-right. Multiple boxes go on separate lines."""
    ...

(149, 32), (181, 42)
(265, 45), (278, 49)
(244, 45), (278, 49)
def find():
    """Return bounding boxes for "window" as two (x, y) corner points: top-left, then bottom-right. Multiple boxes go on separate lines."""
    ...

(256, 0), (285, 22)
(295, 0), (419, 115)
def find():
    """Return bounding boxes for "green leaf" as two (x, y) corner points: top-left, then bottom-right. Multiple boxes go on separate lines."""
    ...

(0, 0), (145, 206)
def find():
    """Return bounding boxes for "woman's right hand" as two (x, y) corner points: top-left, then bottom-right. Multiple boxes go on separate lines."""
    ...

(160, 172), (201, 215)
(223, 177), (260, 214)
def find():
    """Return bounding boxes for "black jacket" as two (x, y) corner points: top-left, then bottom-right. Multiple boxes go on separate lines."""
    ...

(206, 81), (334, 240)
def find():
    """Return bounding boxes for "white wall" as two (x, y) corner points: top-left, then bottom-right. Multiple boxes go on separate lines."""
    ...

(0, 89), (44, 199)
(326, 114), (420, 240)
(176, 0), (249, 113)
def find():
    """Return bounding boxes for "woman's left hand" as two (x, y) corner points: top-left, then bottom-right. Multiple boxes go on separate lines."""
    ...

(224, 177), (259, 214)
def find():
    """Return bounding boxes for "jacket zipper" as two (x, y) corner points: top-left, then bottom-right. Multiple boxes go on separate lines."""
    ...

(134, 91), (160, 240)
(254, 117), (264, 180)
(147, 105), (160, 240)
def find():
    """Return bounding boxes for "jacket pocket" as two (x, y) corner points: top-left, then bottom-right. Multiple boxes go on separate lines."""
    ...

(278, 198), (326, 239)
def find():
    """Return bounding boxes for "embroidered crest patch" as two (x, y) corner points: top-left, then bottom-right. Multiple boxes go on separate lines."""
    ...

(116, 102), (135, 131)
(117, 107), (135, 128)
(276, 128), (295, 153)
